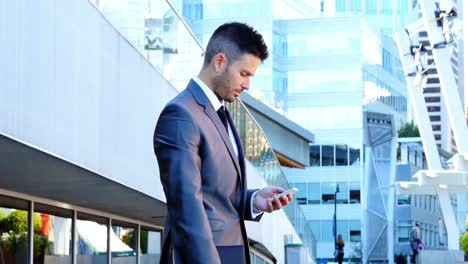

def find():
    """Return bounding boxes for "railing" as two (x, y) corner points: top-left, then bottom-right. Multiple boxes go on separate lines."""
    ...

(88, 0), (316, 259)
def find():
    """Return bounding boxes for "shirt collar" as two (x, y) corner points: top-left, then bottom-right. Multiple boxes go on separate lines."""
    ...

(192, 76), (224, 111)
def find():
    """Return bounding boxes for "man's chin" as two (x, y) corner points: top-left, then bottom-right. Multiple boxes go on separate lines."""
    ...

(224, 97), (236, 103)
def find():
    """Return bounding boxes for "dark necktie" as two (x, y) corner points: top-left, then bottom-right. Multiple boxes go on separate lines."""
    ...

(217, 106), (229, 132)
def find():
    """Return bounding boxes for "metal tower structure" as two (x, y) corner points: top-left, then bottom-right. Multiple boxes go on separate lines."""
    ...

(394, 0), (468, 251)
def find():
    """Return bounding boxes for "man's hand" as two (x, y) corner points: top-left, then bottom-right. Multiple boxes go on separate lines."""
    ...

(254, 186), (294, 213)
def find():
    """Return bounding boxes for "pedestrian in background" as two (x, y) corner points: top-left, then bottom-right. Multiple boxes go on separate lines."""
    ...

(410, 223), (421, 264)
(336, 234), (345, 264)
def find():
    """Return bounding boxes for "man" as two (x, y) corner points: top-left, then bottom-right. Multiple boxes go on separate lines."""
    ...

(153, 22), (294, 264)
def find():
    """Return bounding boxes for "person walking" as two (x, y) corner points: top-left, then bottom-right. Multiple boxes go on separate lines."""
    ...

(336, 234), (345, 264)
(410, 224), (421, 264)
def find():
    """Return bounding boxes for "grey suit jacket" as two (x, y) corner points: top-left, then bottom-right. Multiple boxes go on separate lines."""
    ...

(154, 80), (261, 264)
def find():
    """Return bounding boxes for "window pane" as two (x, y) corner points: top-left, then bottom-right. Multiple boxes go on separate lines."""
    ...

(0, 196), (30, 264)
(308, 220), (321, 241)
(322, 220), (333, 242)
(292, 183), (308, 205)
(337, 220), (349, 242)
(398, 225), (410, 242)
(350, 220), (361, 242)
(77, 213), (108, 263)
(111, 221), (136, 263)
(34, 204), (73, 264)
(310, 145), (321, 166)
(322, 145), (334, 166)
(349, 147), (360, 166)
(308, 183), (321, 204)
(140, 228), (161, 263)
(398, 194), (411, 205)
(349, 182), (361, 204)
(336, 183), (348, 204)
(335, 144), (348, 166)
(322, 183), (336, 204)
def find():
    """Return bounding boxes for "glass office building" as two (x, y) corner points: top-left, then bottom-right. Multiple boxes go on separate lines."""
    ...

(278, 16), (407, 262)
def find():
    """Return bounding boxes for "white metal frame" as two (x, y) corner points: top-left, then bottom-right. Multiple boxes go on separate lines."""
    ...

(394, 0), (468, 251)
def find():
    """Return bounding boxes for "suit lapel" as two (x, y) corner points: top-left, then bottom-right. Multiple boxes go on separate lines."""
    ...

(187, 80), (242, 178)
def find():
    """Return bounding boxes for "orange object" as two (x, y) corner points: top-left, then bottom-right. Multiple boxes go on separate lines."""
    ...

(40, 213), (52, 236)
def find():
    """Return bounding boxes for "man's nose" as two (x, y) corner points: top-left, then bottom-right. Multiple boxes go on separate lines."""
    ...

(242, 78), (250, 90)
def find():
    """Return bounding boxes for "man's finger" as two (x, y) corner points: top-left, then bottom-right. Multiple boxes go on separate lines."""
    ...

(272, 196), (283, 210)
(267, 199), (274, 213)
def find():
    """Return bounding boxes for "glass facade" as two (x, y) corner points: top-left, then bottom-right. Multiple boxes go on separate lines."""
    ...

(34, 203), (73, 264)
(308, 219), (361, 243)
(310, 144), (361, 167)
(290, 182), (360, 206)
(0, 197), (30, 264)
(0, 194), (161, 264)
(325, 0), (417, 37)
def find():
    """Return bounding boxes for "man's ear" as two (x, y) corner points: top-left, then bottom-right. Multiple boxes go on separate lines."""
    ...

(212, 53), (228, 73)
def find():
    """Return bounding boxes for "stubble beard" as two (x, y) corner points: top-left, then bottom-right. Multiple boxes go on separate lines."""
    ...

(213, 69), (235, 103)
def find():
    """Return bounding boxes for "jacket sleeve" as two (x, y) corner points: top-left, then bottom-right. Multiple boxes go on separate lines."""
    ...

(154, 104), (221, 264)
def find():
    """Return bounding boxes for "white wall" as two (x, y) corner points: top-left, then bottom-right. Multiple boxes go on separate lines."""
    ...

(0, 0), (178, 200)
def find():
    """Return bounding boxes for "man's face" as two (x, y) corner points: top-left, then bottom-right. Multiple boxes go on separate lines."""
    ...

(212, 53), (261, 103)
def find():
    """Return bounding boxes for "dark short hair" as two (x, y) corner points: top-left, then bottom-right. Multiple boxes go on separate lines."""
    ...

(415, 224), (420, 227)
(203, 22), (268, 67)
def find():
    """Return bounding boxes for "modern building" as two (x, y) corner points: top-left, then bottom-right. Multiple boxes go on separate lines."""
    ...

(395, 138), (452, 258)
(306, 0), (418, 37)
(0, 0), (318, 263)
(277, 16), (408, 263)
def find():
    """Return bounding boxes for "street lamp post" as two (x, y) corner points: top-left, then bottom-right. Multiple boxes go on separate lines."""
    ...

(334, 184), (340, 258)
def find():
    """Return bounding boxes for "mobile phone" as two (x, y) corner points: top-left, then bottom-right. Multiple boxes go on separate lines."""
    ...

(276, 187), (299, 199)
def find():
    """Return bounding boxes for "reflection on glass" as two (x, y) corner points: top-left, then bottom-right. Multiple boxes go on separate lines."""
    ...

(349, 220), (361, 242)
(292, 183), (307, 205)
(321, 183), (335, 204)
(307, 183), (320, 204)
(349, 146), (360, 166)
(321, 145), (334, 166)
(34, 204), (73, 264)
(0, 207), (29, 263)
(140, 228), (161, 263)
(336, 183), (348, 204)
(398, 194), (410, 205)
(309, 145), (320, 167)
(77, 214), (108, 264)
(91, 0), (204, 92)
(337, 220), (349, 241)
(111, 223), (136, 264)
(349, 182), (361, 204)
(335, 144), (348, 166)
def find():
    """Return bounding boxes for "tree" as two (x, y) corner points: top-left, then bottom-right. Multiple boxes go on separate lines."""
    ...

(460, 232), (468, 254)
(398, 120), (420, 138)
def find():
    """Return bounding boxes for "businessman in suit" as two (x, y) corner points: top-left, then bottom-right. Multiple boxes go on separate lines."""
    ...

(154, 22), (294, 264)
